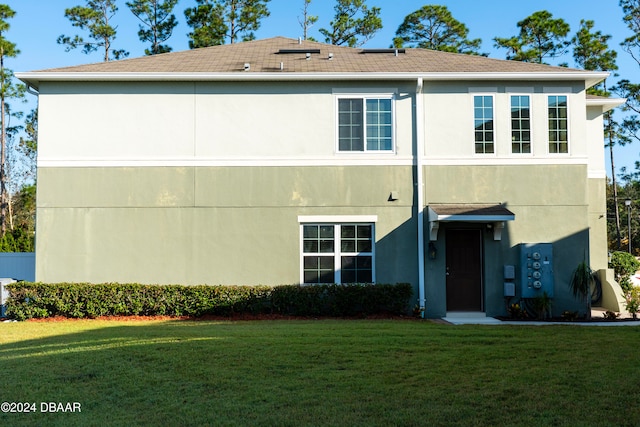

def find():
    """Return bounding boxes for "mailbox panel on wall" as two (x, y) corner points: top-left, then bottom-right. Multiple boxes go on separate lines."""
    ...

(520, 243), (554, 298)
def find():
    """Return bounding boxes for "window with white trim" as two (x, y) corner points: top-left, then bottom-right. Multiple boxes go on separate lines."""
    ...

(473, 95), (494, 154)
(511, 95), (531, 154)
(548, 95), (568, 153)
(337, 96), (393, 152)
(301, 223), (374, 284)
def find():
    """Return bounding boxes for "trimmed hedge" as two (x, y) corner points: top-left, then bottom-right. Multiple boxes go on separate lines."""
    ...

(4, 282), (413, 321)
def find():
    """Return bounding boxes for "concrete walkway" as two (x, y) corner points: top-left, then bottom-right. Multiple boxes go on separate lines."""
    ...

(442, 309), (640, 326)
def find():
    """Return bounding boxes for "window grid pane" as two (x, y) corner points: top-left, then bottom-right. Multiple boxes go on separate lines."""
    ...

(303, 225), (334, 254)
(511, 96), (531, 154)
(474, 96), (494, 154)
(302, 224), (374, 284)
(303, 256), (335, 284)
(338, 97), (393, 152)
(338, 99), (364, 151)
(548, 96), (568, 153)
(340, 225), (373, 253)
(365, 99), (393, 151)
(341, 256), (373, 283)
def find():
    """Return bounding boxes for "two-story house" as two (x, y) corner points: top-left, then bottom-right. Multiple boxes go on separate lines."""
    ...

(17, 37), (624, 318)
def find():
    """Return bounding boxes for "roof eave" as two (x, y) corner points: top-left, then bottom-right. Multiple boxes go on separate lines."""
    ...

(586, 97), (627, 112)
(15, 71), (609, 91)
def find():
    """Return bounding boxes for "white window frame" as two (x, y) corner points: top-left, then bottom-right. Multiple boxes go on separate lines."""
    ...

(298, 215), (377, 284)
(547, 95), (570, 154)
(335, 93), (396, 154)
(510, 94), (533, 155)
(472, 94), (496, 155)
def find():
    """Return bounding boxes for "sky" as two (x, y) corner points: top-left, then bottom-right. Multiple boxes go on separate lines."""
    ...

(5, 0), (639, 176)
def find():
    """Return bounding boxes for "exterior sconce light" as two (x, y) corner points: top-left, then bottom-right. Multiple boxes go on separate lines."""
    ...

(428, 242), (437, 260)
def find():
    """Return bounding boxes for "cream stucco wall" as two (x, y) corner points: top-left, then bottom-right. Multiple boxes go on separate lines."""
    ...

(38, 81), (416, 165)
(422, 81), (589, 163)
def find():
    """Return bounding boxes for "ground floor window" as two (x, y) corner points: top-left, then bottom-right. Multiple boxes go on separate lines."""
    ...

(301, 223), (374, 284)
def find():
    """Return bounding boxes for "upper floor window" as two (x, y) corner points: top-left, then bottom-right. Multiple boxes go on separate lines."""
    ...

(337, 96), (393, 152)
(474, 95), (494, 154)
(548, 95), (568, 153)
(511, 95), (531, 154)
(302, 223), (374, 284)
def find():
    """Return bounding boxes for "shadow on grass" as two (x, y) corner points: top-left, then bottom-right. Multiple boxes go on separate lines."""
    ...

(1, 319), (640, 427)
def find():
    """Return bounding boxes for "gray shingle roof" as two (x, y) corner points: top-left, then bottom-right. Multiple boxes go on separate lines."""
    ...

(34, 36), (586, 75)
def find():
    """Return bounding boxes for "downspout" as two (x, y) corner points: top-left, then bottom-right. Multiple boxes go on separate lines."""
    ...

(415, 77), (426, 317)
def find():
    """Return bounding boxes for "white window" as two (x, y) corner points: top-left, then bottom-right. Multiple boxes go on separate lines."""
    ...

(337, 96), (394, 152)
(548, 95), (568, 153)
(473, 95), (494, 154)
(301, 223), (375, 284)
(511, 95), (531, 154)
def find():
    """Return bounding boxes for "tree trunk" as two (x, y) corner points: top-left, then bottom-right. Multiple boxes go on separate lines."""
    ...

(609, 115), (622, 249)
(0, 46), (6, 237)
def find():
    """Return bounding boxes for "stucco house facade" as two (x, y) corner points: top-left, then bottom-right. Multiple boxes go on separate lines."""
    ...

(17, 37), (623, 318)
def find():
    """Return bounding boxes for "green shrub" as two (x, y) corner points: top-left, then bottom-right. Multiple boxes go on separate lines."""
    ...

(624, 287), (640, 320)
(4, 282), (413, 320)
(609, 251), (640, 284)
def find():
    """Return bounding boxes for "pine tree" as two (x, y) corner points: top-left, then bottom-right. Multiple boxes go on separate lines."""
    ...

(615, 0), (640, 210)
(620, 0), (640, 65)
(319, 0), (382, 47)
(393, 5), (481, 55)
(298, 0), (317, 41)
(127, 0), (178, 55)
(184, 0), (270, 48)
(572, 19), (623, 248)
(494, 10), (570, 64)
(0, 5), (24, 237)
(57, 0), (129, 62)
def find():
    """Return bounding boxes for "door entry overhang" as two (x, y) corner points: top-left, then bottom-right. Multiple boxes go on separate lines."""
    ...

(428, 204), (515, 241)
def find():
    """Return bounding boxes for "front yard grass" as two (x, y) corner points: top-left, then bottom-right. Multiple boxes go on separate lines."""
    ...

(1, 318), (639, 426)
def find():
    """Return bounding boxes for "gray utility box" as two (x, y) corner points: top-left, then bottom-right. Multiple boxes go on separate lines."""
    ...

(0, 278), (16, 318)
(520, 243), (554, 298)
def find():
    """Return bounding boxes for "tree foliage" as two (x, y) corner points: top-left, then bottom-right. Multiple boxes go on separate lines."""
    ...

(615, 1), (640, 178)
(494, 10), (570, 64)
(298, 0), (317, 41)
(126, 0), (178, 55)
(620, 0), (640, 65)
(393, 5), (481, 55)
(57, 0), (129, 62)
(185, 0), (270, 48)
(319, 0), (382, 47)
(572, 20), (617, 93)
(0, 5), (25, 239)
(1, 183), (35, 252)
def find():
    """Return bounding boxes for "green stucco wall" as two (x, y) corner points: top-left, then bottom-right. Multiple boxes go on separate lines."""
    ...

(36, 166), (418, 288)
(423, 164), (592, 318)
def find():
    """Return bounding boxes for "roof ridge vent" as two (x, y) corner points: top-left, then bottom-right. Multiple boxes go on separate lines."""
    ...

(278, 49), (321, 54)
(360, 48), (406, 55)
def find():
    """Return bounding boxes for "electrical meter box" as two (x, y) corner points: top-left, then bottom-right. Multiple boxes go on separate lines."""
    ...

(520, 243), (554, 298)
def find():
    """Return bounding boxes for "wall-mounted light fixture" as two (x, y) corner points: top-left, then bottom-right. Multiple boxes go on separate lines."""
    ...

(428, 242), (437, 260)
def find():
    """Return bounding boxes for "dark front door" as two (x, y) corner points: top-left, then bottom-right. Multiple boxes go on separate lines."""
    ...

(446, 229), (483, 312)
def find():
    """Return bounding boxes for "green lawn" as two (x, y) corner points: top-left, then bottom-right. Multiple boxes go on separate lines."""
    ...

(0, 318), (639, 426)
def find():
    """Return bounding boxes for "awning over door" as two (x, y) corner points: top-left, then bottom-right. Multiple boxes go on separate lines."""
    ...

(427, 204), (515, 241)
